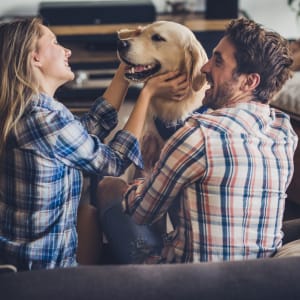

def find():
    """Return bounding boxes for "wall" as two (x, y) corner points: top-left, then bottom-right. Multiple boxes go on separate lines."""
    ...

(0, 0), (299, 39)
(239, 0), (300, 39)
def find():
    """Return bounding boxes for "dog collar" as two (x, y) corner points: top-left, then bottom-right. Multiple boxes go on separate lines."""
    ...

(154, 105), (210, 141)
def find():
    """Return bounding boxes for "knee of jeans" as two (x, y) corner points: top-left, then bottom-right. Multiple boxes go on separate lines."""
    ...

(129, 236), (161, 264)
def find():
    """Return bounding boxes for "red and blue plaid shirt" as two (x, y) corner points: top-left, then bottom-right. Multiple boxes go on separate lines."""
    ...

(124, 102), (298, 263)
(0, 94), (142, 270)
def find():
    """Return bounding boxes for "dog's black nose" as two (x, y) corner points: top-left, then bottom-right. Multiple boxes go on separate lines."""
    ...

(117, 39), (130, 51)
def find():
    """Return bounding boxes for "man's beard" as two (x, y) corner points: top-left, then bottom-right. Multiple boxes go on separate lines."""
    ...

(203, 76), (239, 109)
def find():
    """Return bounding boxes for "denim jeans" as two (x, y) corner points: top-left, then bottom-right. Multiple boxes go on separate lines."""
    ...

(100, 201), (163, 264)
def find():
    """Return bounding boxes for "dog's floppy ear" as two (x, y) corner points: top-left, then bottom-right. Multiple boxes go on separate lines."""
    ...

(185, 36), (208, 91)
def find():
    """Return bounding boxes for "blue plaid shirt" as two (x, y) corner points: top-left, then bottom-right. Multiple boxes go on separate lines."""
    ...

(0, 93), (142, 270)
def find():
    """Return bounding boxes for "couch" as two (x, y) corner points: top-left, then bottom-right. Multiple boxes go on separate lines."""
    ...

(1, 173), (300, 299)
(1, 100), (300, 300)
(1, 256), (300, 300)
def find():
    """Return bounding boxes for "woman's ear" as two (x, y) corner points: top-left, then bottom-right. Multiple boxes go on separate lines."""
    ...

(31, 51), (42, 67)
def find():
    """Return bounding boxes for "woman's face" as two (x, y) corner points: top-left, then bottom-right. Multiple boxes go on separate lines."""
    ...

(32, 25), (74, 95)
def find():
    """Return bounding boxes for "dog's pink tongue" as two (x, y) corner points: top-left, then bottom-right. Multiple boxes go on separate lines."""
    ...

(125, 65), (146, 73)
(134, 65), (145, 72)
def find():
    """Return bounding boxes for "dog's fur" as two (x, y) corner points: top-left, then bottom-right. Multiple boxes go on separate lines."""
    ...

(117, 21), (209, 176)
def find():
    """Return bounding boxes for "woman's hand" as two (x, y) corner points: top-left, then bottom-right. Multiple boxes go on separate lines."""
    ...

(143, 71), (189, 101)
(123, 71), (188, 139)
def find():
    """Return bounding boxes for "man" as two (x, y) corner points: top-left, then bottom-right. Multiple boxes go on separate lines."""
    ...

(96, 18), (298, 264)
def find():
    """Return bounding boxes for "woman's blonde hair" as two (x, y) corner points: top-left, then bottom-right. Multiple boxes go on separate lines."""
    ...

(0, 17), (43, 156)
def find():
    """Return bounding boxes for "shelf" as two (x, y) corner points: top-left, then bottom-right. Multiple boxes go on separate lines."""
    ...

(53, 13), (230, 110)
(49, 13), (230, 36)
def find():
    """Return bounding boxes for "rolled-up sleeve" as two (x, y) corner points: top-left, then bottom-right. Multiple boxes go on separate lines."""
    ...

(80, 97), (119, 140)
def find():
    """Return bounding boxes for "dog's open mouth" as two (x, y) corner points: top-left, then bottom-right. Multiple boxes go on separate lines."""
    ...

(121, 56), (161, 82)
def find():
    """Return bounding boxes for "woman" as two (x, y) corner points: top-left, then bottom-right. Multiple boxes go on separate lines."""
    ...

(0, 17), (188, 270)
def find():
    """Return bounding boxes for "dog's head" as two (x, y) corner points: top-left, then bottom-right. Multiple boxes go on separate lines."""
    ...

(117, 21), (208, 92)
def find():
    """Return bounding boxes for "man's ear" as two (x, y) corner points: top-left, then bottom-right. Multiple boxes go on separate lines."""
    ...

(242, 73), (260, 92)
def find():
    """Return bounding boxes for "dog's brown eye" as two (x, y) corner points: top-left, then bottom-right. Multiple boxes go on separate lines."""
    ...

(151, 34), (166, 42)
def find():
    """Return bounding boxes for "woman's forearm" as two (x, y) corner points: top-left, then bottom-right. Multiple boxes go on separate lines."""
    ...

(103, 64), (129, 111)
(123, 88), (151, 139)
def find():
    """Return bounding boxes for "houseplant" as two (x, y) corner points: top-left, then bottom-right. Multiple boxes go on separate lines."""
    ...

(288, 0), (300, 17)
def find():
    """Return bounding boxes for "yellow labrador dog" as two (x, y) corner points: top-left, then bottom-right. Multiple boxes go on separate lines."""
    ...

(117, 21), (209, 176)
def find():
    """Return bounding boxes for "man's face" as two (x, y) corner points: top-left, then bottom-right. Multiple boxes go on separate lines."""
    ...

(201, 36), (246, 109)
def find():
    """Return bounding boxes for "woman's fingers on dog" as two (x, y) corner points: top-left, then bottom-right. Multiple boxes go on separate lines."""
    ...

(150, 71), (181, 83)
(171, 76), (190, 101)
(176, 77), (189, 89)
(159, 72), (189, 101)
(144, 71), (189, 100)
(171, 74), (189, 90)
(173, 73), (188, 83)
(158, 71), (188, 81)
(145, 72), (178, 90)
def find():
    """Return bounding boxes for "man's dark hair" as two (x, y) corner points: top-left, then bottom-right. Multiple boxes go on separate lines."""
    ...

(225, 18), (293, 103)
